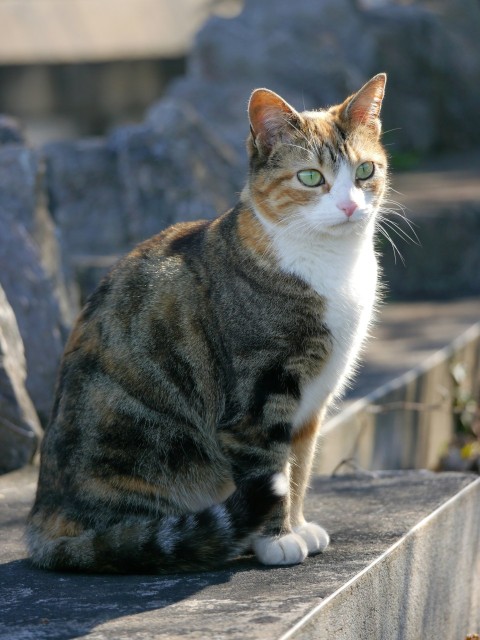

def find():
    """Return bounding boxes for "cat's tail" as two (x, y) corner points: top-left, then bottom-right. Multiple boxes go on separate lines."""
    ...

(26, 472), (287, 573)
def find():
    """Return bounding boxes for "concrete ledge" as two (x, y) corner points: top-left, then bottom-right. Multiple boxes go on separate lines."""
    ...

(283, 476), (480, 640)
(0, 467), (478, 639)
(318, 320), (480, 474)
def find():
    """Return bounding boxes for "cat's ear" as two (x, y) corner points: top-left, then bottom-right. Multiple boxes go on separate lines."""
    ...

(340, 73), (386, 134)
(248, 88), (299, 155)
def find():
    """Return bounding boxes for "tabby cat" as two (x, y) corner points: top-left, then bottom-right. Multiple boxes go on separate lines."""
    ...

(27, 74), (388, 573)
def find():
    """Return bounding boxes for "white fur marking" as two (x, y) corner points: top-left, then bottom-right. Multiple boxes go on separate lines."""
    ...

(156, 516), (181, 555)
(255, 160), (379, 427)
(211, 504), (231, 533)
(271, 472), (288, 497)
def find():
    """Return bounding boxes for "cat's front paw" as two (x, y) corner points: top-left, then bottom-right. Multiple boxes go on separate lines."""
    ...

(253, 533), (308, 566)
(293, 522), (330, 555)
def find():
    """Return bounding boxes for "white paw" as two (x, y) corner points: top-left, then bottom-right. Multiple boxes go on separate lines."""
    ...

(253, 533), (308, 566)
(293, 522), (330, 555)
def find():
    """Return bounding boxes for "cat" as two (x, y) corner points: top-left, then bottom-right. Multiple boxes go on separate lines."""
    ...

(27, 73), (388, 573)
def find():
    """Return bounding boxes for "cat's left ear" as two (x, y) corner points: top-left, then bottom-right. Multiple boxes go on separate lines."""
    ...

(340, 73), (386, 134)
(248, 88), (299, 155)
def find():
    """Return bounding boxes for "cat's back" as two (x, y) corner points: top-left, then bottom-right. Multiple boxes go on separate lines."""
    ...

(62, 218), (214, 360)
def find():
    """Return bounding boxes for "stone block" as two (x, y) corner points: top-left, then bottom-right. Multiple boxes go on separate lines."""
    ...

(44, 138), (126, 257)
(0, 286), (41, 473)
(113, 98), (239, 241)
(0, 145), (76, 425)
(0, 115), (24, 145)
(44, 101), (239, 303)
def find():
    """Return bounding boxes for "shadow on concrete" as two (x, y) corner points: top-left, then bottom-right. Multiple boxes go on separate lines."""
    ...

(0, 557), (252, 639)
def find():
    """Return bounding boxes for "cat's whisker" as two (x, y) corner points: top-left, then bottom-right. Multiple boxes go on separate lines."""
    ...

(378, 217), (419, 247)
(380, 198), (416, 225)
(382, 127), (402, 136)
(381, 197), (410, 216)
(283, 142), (316, 160)
(378, 206), (421, 245)
(376, 221), (406, 265)
(385, 214), (420, 245)
(387, 186), (406, 197)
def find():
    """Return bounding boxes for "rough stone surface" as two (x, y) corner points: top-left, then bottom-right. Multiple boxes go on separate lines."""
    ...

(115, 97), (238, 241)
(45, 138), (126, 258)
(169, 0), (480, 156)
(44, 99), (239, 301)
(0, 286), (41, 473)
(0, 145), (77, 425)
(383, 152), (480, 300)
(0, 467), (478, 639)
(0, 115), (24, 145)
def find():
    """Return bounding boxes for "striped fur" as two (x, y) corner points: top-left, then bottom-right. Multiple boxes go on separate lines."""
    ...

(27, 75), (388, 572)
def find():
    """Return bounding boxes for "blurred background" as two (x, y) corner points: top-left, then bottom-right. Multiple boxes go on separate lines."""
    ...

(0, 0), (244, 144)
(0, 0), (479, 474)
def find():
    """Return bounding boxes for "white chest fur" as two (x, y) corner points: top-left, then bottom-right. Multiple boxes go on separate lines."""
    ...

(272, 228), (378, 429)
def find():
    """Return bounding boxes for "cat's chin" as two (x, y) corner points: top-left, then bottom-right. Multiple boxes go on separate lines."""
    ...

(324, 215), (373, 237)
(307, 221), (363, 239)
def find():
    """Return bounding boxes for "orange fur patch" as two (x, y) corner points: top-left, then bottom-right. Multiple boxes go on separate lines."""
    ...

(292, 415), (321, 444)
(32, 511), (84, 538)
(237, 207), (272, 255)
(275, 186), (317, 210)
(110, 475), (167, 496)
(84, 474), (171, 504)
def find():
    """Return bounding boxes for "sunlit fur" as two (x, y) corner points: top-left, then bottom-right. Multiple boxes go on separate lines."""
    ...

(245, 102), (388, 236)
(27, 75), (388, 573)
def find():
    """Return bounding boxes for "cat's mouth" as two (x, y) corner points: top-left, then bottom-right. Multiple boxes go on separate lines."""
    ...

(324, 214), (370, 235)
(330, 216), (361, 228)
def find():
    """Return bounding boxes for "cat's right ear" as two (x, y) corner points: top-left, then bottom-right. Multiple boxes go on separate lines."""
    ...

(339, 73), (387, 135)
(248, 89), (299, 156)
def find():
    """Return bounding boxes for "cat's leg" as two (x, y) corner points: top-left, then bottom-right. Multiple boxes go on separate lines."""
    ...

(220, 419), (308, 565)
(289, 413), (329, 555)
(251, 459), (312, 566)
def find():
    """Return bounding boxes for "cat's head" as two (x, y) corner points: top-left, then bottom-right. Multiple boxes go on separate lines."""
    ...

(245, 74), (388, 239)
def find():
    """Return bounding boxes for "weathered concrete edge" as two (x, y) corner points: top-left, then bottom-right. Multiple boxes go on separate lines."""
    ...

(317, 321), (480, 472)
(279, 476), (480, 640)
(325, 321), (480, 435)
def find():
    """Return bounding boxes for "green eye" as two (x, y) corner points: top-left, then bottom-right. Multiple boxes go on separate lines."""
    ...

(356, 161), (375, 180)
(297, 169), (325, 187)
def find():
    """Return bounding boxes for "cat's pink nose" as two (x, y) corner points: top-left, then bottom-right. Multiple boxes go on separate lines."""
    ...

(338, 201), (358, 218)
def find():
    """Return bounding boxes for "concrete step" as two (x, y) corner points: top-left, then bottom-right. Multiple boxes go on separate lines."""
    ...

(349, 297), (480, 403)
(318, 297), (480, 474)
(0, 466), (478, 639)
(382, 150), (480, 300)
